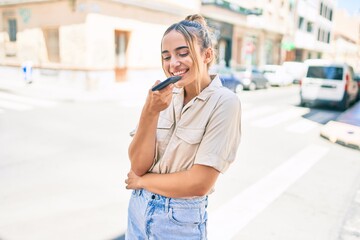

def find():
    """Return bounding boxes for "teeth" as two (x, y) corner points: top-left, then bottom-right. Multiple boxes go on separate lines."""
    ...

(173, 70), (186, 76)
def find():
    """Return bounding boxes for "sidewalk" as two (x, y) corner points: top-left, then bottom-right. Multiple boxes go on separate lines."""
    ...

(0, 65), (153, 103)
(0, 78), (123, 102)
(320, 101), (360, 150)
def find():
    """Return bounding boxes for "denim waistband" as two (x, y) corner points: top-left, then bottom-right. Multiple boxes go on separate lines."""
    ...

(133, 189), (208, 209)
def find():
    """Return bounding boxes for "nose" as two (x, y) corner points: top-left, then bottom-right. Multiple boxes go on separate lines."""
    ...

(170, 58), (181, 68)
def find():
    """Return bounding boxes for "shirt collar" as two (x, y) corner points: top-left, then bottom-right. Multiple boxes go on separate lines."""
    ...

(196, 74), (222, 101)
(172, 74), (222, 101)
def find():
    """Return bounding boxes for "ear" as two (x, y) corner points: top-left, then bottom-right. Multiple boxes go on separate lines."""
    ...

(204, 48), (214, 64)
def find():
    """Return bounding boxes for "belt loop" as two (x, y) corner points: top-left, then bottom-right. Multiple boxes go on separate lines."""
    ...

(136, 189), (143, 196)
(165, 197), (170, 212)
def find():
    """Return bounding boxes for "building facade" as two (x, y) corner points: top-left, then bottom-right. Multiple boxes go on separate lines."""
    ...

(291, 0), (335, 61)
(0, 0), (199, 87)
(325, 8), (360, 71)
(0, 0), (358, 88)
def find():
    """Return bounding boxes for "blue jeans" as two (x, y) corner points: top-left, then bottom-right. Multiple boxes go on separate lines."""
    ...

(126, 189), (208, 239)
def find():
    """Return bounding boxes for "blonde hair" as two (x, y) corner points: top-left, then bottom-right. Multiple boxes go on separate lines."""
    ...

(162, 14), (215, 94)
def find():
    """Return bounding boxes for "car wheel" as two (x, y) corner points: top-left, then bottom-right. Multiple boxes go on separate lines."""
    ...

(235, 84), (243, 93)
(300, 99), (306, 107)
(339, 93), (349, 111)
(249, 82), (256, 91)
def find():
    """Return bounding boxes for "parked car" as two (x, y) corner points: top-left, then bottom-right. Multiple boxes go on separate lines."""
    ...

(262, 64), (294, 86)
(282, 61), (306, 84)
(354, 73), (360, 100)
(211, 65), (243, 93)
(300, 59), (359, 110)
(233, 66), (269, 90)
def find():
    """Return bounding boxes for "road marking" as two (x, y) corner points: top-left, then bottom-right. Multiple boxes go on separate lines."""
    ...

(242, 106), (278, 121)
(0, 92), (57, 107)
(0, 99), (33, 111)
(251, 107), (309, 128)
(285, 119), (319, 134)
(208, 145), (329, 240)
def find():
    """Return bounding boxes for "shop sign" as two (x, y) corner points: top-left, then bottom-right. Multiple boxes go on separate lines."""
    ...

(202, 0), (263, 16)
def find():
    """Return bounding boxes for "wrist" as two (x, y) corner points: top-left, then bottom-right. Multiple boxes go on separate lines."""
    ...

(142, 103), (160, 118)
(139, 175), (147, 189)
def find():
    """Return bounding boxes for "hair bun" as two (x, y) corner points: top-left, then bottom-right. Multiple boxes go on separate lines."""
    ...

(185, 14), (207, 28)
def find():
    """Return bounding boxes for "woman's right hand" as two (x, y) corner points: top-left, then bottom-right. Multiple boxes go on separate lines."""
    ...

(144, 81), (174, 115)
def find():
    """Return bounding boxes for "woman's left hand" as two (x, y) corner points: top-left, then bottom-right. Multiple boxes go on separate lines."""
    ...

(125, 170), (143, 190)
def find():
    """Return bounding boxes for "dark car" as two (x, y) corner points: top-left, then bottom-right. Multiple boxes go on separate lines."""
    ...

(233, 66), (270, 90)
(214, 66), (244, 93)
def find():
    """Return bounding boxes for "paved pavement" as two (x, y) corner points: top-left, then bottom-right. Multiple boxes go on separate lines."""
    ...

(1, 67), (360, 239)
(1, 69), (359, 151)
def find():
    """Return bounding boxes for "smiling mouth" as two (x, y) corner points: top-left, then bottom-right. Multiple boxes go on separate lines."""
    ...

(172, 69), (188, 76)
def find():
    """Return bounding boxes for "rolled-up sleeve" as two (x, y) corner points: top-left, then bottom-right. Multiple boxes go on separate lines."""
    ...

(194, 95), (241, 173)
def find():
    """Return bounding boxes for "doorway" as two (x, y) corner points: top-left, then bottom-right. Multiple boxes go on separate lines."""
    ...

(115, 30), (130, 81)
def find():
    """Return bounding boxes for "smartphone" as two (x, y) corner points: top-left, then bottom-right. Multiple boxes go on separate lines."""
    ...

(151, 76), (182, 91)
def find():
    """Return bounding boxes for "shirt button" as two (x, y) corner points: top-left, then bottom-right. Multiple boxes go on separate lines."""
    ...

(151, 195), (156, 199)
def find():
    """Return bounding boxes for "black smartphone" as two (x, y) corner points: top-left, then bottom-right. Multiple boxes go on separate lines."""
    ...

(151, 76), (182, 91)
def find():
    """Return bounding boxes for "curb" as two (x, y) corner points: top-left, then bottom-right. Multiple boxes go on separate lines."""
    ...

(320, 121), (360, 150)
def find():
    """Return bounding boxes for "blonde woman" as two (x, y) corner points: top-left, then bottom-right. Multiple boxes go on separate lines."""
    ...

(125, 14), (241, 239)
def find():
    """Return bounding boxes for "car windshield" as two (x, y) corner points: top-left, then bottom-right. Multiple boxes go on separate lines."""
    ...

(306, 66), (343, 80)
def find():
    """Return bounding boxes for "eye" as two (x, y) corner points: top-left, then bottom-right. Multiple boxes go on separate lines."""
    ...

(178, 52), (189, 57)
(162, 55), (171, 61)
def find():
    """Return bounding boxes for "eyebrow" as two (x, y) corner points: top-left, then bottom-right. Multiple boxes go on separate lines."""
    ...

(161, 46), (189, 54)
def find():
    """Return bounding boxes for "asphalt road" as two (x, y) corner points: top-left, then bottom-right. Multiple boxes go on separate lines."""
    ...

(0, 85), (359, 240)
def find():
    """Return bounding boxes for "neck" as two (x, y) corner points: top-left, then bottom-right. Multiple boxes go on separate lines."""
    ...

(183, 74), (211, 105)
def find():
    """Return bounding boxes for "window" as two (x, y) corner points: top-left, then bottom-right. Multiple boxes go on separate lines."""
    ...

(307, 22), (313, 33)
(8, 19), (17, 42)
(44, 28), (60, 62)
(327, 32), (331, 43)
(329, 9), (333, 21)
(298, 16), (304, 30)
(320, 2), (323, 15)
(306, 66), (343, 80)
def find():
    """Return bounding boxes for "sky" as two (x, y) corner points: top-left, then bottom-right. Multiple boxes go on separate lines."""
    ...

(336, 0), (360, 16)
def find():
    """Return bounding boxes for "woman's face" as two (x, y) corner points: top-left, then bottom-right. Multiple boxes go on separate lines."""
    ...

(161, 30), (202, 88)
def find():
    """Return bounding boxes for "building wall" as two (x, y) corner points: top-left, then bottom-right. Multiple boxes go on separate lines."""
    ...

(294, 0), (335, 61)
(0, 0), (199, 86)
(325, 9), (360, 71)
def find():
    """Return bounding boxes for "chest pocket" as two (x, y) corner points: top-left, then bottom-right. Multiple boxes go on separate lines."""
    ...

(176, 127), (205, 145)
(157, 117), (174, 142)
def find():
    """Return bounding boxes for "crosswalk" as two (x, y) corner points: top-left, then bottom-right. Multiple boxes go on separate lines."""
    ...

(240, 103), (339, 134)
(207, 145), (330, 239)
(120, 98), (337, 135)
(0, 92), (58, 113)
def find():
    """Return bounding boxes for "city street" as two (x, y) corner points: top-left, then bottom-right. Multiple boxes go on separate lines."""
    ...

(0, 84), (360, 240)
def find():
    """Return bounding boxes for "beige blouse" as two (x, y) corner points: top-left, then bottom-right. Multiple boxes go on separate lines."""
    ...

(149, 75), (241, 174)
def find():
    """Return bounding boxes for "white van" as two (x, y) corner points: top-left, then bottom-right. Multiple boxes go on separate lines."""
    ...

(282, 61), (306, 84)
(300, 59), (359, 110)
(262, 64), (294, 86)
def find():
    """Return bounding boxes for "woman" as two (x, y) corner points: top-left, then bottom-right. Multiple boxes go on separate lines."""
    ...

(125, 14), (241, 239)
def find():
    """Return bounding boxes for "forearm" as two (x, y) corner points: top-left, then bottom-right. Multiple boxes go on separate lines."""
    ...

(128, 105), (159, 176)
(139, 165), (219, 198)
